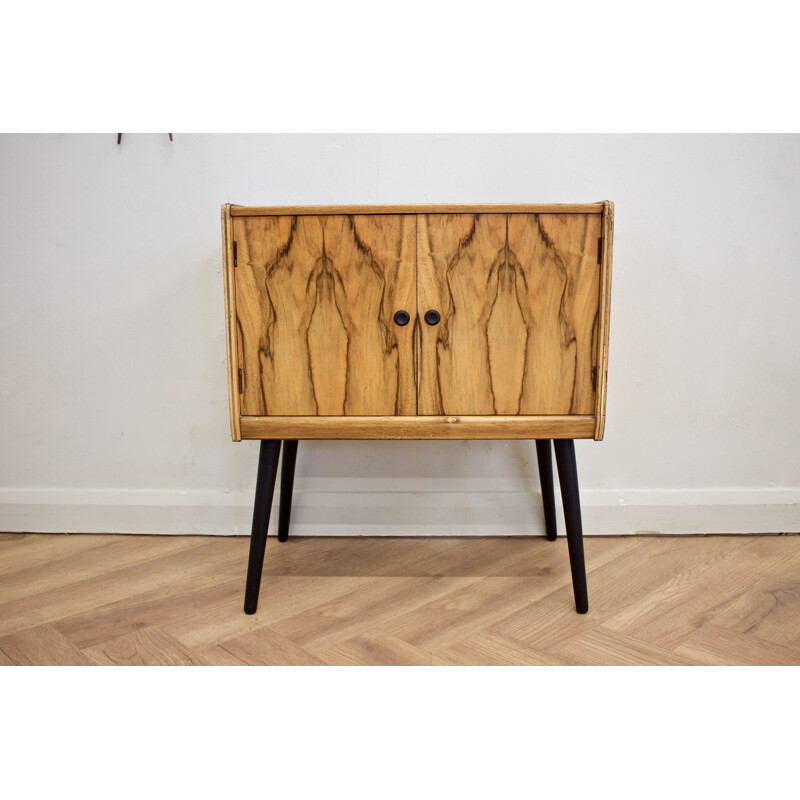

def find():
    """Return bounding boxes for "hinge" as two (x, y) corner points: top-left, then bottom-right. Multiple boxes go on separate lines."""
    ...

(597, 236), (603, 264)
(232, 240), (238, 268)
(238, 368), (243, 394)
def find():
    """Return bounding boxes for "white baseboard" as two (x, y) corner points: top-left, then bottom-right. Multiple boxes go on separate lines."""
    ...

(0, 487), (798, 536)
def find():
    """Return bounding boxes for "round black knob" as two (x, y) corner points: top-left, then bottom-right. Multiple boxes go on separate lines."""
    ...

(424, 309), (441, 326)
(393, 310), (410, 327)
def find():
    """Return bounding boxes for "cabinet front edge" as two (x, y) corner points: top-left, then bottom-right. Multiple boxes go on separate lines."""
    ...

(238, 415), (596, 440)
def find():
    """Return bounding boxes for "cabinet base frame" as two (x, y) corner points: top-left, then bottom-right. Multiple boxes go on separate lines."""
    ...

(239, 415), (597, 441)
(243, 438), (589, 616)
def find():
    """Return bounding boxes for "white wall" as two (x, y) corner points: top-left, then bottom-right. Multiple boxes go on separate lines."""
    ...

(1, 133), (798, 535)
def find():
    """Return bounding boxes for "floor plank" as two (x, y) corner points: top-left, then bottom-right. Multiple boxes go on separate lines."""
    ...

(437, 630), (564, 666)
(162, 575), (378, 651)
(0, 624), (93, 666)
(214, 627), (326, 666)
(673, 624), (800, 666)
(0, 533), (114, 578)
(600, 536), (774, 649)
(555, 627), (696, 666)
(380, 576), (554, 652)
(84, 625), (202, 666)
(53, 542), (244, 649)
(268, 576), (480, 652)
(314, 629), (433, 666)
(196, 645), (253, 666)
(0, 537), (213, 638)
(0, 534), (200, 606)
(710, 541), (800, 651)
(489, 593), (602, 651)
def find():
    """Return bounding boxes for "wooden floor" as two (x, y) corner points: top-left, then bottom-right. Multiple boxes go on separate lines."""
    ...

(1, 532), (798, 666)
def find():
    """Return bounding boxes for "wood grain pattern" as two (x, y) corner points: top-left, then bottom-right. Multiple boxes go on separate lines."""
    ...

(1, 533), (799, 666)
(555, 627), (696, 666)
(239, 414), (596, 439)
(710, 551), (800, 649)
(600, 535), (793, 649)
(435, 630), (564, 666)
(230, 203), (605, 217)
(0, 623), (93, 666)
(0, 535), (204, 638)
(84, 625), (201, 666)
(315, 629), (433, 666)
(417, 213), (600, 415)
(672, 624), (800, 666)
(234, 215), (416, 416)
(207, 626), (327, 666)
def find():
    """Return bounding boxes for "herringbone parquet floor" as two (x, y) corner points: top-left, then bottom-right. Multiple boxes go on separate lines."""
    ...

(1, 532), (798, 665)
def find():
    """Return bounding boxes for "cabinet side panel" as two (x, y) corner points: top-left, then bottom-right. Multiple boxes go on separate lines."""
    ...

(594, 201), (614, 440)
(221, 205), (241, 441)
(234, 214), (416, 416)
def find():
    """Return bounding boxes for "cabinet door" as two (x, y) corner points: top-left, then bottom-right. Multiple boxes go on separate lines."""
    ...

(233, 214), (416, 415)
(417, 213), (601, 415)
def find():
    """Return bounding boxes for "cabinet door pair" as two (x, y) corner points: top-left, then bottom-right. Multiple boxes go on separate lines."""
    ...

(232, 213), (601, 417)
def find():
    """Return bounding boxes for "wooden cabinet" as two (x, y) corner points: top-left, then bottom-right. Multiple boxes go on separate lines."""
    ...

(221, 203), (614, 617)
(222, 203), (613, 441)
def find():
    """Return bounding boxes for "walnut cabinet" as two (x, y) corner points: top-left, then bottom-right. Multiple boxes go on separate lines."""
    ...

(221, 203), (614, 615)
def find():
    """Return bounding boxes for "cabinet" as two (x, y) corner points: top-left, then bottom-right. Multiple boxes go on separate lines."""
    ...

(222, 203), (614, 615)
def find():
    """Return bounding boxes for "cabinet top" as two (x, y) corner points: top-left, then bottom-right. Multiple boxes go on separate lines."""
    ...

(225, 202), (609, 217)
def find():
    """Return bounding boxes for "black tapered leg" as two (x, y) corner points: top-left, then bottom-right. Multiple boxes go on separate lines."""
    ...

(277, 440), (298, 542)
(553, 439), (589, 614)
(244, 439), (282, 615)
(535, 439), (558, 541)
